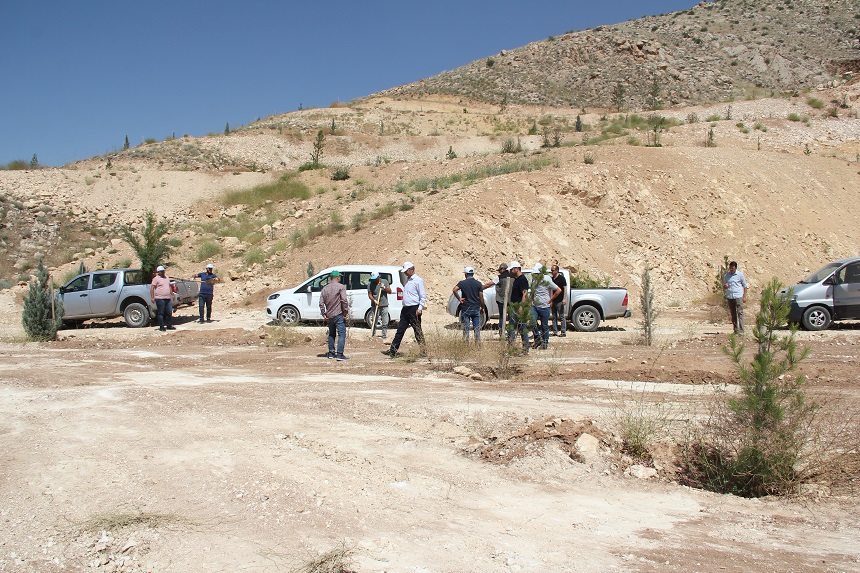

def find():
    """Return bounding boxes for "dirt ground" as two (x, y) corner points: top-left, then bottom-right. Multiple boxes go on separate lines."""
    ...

(1, 302), (859, 573)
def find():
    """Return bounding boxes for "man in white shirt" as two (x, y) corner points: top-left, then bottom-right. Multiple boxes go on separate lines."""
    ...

(382, 262), (427, 357)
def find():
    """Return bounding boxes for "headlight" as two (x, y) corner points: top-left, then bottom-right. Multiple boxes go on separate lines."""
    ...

(267, 293), (280, 301)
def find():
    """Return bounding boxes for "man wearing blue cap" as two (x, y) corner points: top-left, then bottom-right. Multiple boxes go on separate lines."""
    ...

(367, 271), (391, 338)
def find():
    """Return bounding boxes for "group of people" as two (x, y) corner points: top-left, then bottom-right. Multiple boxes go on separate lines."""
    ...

(149, 264), (220, 332)
(319, 261), (427, 361)
(455, 261), (568, 354)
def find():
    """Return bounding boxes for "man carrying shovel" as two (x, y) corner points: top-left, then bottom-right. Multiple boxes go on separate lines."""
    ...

(367, 271), (391, 339)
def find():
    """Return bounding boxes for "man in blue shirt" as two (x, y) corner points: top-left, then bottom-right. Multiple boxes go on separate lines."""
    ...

(454, 266), (484, 344)
(383, 261), (426, 357)
(723, 261), (748, 334)
(193, 263), (219, 323)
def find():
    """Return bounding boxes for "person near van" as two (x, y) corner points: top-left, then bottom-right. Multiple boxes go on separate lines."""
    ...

(367, 271), (391, 338)
(382, 262), (426, 357)
(530, 263), (560, 350)
(150, 265), (174, 332)
(483, 262), (510, 336)
(320, 270), (350, 360)
(723, 261), (748, 334)
(506, 261), (531, 354)
(193, 263), (219, 323)
(454, 266), (484, 344)
(550, 264), (567, 337)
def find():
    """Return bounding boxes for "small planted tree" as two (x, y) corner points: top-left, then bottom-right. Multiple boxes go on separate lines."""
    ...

(124, 135), (130, 150)
(119, 211), (174, 280)
(575, 115), (583, 133)
(683, 279), (817, 497)
(22, 260), (63, 341)
(29, 154), (39, 169)
(311, 129), (325, 167)
(612, 82), (626, 112)
(639, 266), (658, 346)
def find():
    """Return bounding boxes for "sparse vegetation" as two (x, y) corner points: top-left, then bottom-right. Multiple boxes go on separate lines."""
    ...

(639, 266), (658, 346)
(221, 173), (310, 207)
(119, 211), (174, 279)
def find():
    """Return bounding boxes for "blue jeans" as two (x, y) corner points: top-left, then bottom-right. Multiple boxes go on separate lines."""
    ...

(461, 309), (481, 342)
(532, 306), (550, 347)
(507, 309), (530, 351)
(327, 314), (346, 356)
(198, 293), (213, 321)
(155, 298), (172, 329)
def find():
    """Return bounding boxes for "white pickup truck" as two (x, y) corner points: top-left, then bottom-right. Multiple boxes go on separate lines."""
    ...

(58, 268), (199, 328)
(446, 269), (631, 332)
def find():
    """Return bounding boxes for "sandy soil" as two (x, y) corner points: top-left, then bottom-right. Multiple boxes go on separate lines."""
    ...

(1, 301), (858, 573)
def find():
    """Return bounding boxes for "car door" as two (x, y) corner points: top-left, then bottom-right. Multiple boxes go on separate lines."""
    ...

(833, 262), (860, 319)
(88, 272), (121, 315)
(295, 273), (332, 320)
(61, 274), (92, 317)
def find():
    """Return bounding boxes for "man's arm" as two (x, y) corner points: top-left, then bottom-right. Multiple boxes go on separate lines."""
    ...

(417, 278), (427, 313)
(150, 283), (156, 302)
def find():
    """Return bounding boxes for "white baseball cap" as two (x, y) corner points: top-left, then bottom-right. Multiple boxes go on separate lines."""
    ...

(464, 266), (474, 274)
(206, 263), (214, 269)
(401, 261), (415, 272)
(156, 265), (166, 272)
(532, 262), (544, 274)
(508, 260), (521, 269)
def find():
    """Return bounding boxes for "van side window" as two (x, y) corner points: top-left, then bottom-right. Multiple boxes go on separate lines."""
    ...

(309, 274), (332, 292)
(65, 275), (90, 293)
(843, 263), (860, 284)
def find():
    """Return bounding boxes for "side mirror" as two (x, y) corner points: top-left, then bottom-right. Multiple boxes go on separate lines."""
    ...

(823, 275), (836, 286)
(58, 286), (66, 294)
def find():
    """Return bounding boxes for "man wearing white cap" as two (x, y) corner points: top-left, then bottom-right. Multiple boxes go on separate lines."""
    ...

(530, 263), (560, 350)
(150, 265), (174, 332)
(453, 266), (484, 343)
(382, 262), (426, 357)
(192, 263), (219, 323)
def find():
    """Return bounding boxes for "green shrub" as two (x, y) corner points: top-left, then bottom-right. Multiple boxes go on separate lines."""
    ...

(221, 173), (310, 207)
(570, 270), (608, 288)
(787, 112), (802, 122)
(22, 260), (63, 341)
(194, 240), (221, 262)
(330, 167), (350, 181)
(243, 247), (266, 266)
(806, 97), (824, 109)
(500, 137), (522, 154)
(1, 159), (29, 170)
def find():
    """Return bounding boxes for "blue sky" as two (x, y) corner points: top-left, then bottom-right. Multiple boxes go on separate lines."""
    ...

(1, 1), (698, 167)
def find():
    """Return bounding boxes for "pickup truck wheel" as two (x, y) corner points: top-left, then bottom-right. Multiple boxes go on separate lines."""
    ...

(364, 308), (389, 329)
(277, 305), (300, 325)
(571, 305), (601, 332)
(801, 306), (831, 331)
(123, 302), (150, 328)
(479, 307), (488, 330)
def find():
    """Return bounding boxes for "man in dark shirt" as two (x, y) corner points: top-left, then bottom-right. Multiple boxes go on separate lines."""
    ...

(454, 266), (484, 344)
(193, 263), (219, 323)
(506, 261), (531, 353)
(550, 264), (567, 337)
(483, 262), (510, 337)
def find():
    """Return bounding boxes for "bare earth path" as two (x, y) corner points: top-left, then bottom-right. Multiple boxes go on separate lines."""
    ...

(1, 308), (858, 572)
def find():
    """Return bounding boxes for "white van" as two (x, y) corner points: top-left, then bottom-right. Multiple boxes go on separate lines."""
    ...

(265, 265), (404, 327)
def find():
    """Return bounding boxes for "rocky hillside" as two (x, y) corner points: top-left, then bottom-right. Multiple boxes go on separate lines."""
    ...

(385, 0), (860, 109)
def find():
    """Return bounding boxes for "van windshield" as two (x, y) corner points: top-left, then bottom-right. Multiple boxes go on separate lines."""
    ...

(800, 263), (841, 284)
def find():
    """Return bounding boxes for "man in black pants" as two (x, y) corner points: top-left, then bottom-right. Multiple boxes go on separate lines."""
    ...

(382, 262), (427, 357)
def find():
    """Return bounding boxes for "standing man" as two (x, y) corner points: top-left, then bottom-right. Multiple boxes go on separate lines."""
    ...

(454, 266), (484, 344)
(367, 271), (392, 339)
(193, 263), (219, 323)
(506, 261), (531, 354)
(382, 262), (426, 357)
(150, 265), (174, 332)
(320, 270), (350, 360)
(530, 263), (560, 350)
(550, 264), (568, 337)
(483, 262), (510, 336)
(723, 260), (748, 334)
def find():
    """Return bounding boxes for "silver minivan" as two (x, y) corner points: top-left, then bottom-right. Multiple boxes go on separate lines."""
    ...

(783, 256), (860, 330)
